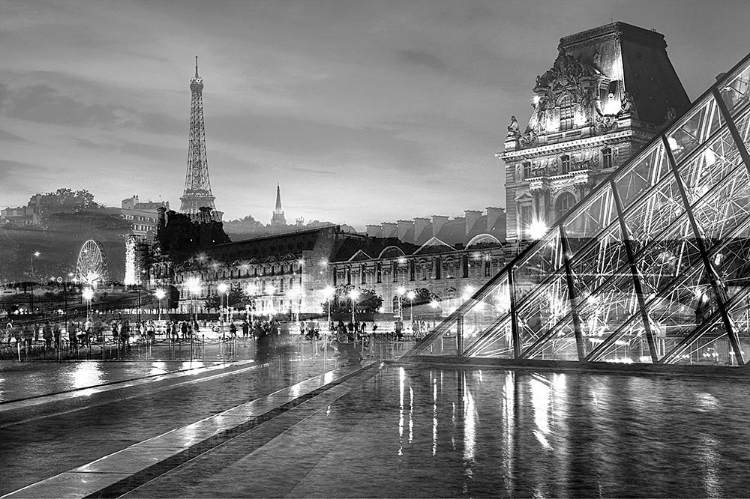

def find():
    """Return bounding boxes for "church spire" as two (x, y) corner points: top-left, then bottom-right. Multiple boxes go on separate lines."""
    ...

(271, 183), (286, 226)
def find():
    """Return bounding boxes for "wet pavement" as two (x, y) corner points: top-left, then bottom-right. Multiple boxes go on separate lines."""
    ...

(4, 340), (750, 497)
(0, 336), (412, 497)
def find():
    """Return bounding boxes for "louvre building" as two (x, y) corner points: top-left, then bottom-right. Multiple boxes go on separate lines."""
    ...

(411, 51), (750, 366)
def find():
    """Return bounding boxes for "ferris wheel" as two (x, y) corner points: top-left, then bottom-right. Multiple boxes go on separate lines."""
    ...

(76, 240), (109, 286)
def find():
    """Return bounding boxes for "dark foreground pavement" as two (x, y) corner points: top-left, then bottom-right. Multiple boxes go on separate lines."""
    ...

(0, 338), (412, 498)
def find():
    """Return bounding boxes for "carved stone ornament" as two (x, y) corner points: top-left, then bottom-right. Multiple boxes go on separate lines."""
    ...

(519, 129), (538, 147)
(594, 114), (618, 133)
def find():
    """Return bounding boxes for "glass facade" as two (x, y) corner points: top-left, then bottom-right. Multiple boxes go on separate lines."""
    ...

(411, 54), (750, 366)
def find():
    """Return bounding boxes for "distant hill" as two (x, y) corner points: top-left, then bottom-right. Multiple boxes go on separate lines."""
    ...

(0, 211), (130, 283)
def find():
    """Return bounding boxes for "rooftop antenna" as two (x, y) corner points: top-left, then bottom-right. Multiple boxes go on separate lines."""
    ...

(195, 55), (199, 78)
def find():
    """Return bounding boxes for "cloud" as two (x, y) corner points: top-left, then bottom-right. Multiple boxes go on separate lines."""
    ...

(0, 129), (27, 142)
(0, 159), (53, 199)
(3, 84), (140, 129)
(396, 49), (448, 72)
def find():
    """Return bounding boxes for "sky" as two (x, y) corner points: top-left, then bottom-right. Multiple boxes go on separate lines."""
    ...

(1, 0), (749, 231)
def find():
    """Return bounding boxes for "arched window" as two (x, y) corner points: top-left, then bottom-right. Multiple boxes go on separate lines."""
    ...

(435, 258), (441, 280)
(409, 260), (415, 281)
(602, 147), (613, 169)
(560, 154), (571, 174)
(376, 263), (382, 283)
(392, 261), (398, 282)
(555, 192), (576, 222)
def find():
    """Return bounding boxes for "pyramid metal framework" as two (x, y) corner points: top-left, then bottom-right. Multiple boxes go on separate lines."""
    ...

(410, 54), (750, 366)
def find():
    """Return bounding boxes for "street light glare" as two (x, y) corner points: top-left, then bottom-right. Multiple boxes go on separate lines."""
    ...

(397, 286), (406, 296)
(155, 288), (166, 300)
(82, 287), (94, 300)
(349, 289), (360, 300)
(406, 290), (416, 300)
(528, 219), (549, 240)
(217, 282), (229, 293)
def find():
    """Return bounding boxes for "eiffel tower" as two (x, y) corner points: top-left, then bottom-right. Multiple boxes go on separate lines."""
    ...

(180, 56), (217, 216)
(411, 51), (750, 367)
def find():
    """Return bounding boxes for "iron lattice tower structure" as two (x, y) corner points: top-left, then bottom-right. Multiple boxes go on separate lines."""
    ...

(180, 56), (216, 215)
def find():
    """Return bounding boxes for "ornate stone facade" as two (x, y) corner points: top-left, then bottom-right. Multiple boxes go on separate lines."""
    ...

(499, 22), (691, 242)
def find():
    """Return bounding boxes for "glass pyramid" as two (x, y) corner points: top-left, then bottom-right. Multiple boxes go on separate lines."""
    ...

(410, 54), (750, 366)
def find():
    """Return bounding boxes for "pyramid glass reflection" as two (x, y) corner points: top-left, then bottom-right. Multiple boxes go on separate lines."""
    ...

(410, 54), (750, 366)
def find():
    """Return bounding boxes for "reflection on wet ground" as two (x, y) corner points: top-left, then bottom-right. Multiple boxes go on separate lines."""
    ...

(128, 365), (750, 498)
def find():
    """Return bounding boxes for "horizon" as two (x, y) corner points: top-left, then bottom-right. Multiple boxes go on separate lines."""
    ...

(2, 1), (749, 231)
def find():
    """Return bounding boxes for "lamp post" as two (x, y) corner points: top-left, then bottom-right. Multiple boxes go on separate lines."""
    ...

(217, 282), (228, 335)
(246, 283), (258, 322)
(323, 286), (335, 328)
(82, 287), (94, 322)
(155, 288), (166, 320)
(397, 286), (406, 319)
(348, 289), (360, 325)
(406, 290), (416, 330)
(266, 284), (276, 318)
(186, 277), (201, 324)
(29, 251), (40, 313)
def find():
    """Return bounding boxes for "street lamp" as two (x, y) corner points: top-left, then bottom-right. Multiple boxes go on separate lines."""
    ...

(323, 286), (335, 327)
(397, 286), (406, 318)
(266, 284), (276, 318)
(30, 251), (40, 278)
(348, 288), (360, 325)
(82, 287), (94, 322)
(186, 277), (201, 324)
(246, 283), (258, 321)
(155, 288), (166, 320)
(406, 290), (416, 330)
(217, 282), (229, 325)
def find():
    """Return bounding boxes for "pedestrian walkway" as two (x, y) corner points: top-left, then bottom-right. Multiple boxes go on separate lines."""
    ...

(0, 337), (416, 498)
(2, 362), (378, 498)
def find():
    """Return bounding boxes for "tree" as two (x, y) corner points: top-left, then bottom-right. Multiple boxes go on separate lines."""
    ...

(320, 285), (383, 321)
(36, 188), (101, 218)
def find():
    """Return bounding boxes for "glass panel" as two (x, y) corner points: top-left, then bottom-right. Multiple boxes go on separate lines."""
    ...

(469, 317), (514, 358)
(633, 216), (700, 295)
(524, 318), (579, 361)
(691, 166), (750, 243)
(596, 315), (654, 364)
(562, 183), (616, 244)
(614, 141), (670, 211)
(578, 273), (639, 349)
(645, 262), (708, 341)
(678, 126), (742, 204)
(665, 289), (750, 367)
(462, 275), (511, 354)
(666, 95), (723, 165)
(622, 176), (687, 254)
(734, 111), (750, 156)
(511, 231), (562, 303)
(515, 271), (570, 354)
(718, 60), (750, 119)
(568, 222), (628, 299)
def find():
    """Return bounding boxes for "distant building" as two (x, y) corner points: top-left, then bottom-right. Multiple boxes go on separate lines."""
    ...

(121, 195), (169, 241)
(499, 22), (691, 242)
(334, 209), (507, 315)
(0, 194), (44, 226)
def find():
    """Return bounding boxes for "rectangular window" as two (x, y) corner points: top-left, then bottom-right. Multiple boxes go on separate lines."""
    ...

(376, 263), (382, 283)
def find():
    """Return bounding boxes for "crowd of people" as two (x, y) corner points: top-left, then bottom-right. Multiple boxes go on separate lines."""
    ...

(0, 315), (432, 360)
